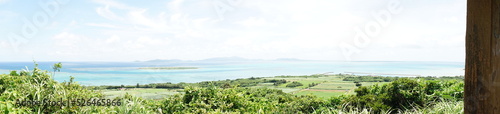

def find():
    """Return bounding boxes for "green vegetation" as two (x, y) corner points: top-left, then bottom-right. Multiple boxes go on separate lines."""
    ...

(316, 101), (463, 114)
(102, 88), (181, 100)
(97, 77), (291, 90)
(138, 67), (198, 70)
(269, 79), (287, 86)
(99, 82), (184, 89)
(343, 76), (398, 82)
(308, 82), (319, 88)
(354, 82), (362, 87)
(286, 81), (304, 88)
(342, 78), (464, 113)
(51, 62), (62, 78)
(275, 74), (329, 78)
(1, 63), (465, 113)
(159, 87), (325, 113)
(0, 63), (156, 113)
(295, 90), (346, 99)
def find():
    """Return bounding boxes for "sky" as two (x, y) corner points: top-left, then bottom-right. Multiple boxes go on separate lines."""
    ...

(0, 0), (466, 62)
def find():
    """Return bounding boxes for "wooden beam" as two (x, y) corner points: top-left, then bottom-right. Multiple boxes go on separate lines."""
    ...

(465, 0), (500, 113)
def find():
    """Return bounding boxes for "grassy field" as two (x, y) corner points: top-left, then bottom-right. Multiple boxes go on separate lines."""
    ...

(360, 82), (390, 87)
(101, 75), (389, 100)
(102, 88), (180, 100)
(294, 89), (348, 99)
(264, 75), (390, 98)
(311, 83), (354, 90)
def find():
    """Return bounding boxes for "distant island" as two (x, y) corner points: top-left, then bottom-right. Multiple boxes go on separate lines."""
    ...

(138, 67), (198, 70)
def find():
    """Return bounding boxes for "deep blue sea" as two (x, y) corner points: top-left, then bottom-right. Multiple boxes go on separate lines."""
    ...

(0, 61), (464, 86)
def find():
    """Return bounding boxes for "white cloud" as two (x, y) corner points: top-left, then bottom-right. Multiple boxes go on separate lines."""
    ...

(69, 20), (78, 26)
(96, 5), (122, 21)
(0, 0), (9, 4)
(444, 16), (461, 24)
(9, 0), (465, 62)
(91, 0), (215, 37)
(235, 17), (272, 27)
(53, 32), (85, 47)
(91, 0), (136, 10)
(106, 35), (121, 43)
(128, 9), (161, 28)
(0, 10), (17, 23)
(136, 36), (170, 46)
(224, 37), (253, 46)
(86, 23), (119, 28)
(0, 41), (7, 48)
(167, 0), (184, 13)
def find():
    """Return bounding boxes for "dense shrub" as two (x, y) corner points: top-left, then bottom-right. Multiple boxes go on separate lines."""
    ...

(341, 78), (464, 113)
(354, 81), (362, 87)
(158, 86), (326, 113)
(98, 77), (271, 89)
(308, 82), (319, 88)
(343, 76), (398, 82)
(268, 79), (287, 86)
(275, 74), (328, 78)
(286, 81), (303, 88)
(0, 63), (156, 113)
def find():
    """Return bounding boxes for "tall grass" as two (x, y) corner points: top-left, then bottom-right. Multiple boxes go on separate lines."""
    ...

(314, 101), (463, 114)
(400, 101), (463, 114)
(0, 63), (157, 113)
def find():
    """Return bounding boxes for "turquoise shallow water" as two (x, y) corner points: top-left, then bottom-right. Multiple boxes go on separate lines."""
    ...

(0, 61), (464, 86)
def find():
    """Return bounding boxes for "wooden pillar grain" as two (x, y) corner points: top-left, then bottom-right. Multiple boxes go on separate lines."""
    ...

(465, 0), (500, 113)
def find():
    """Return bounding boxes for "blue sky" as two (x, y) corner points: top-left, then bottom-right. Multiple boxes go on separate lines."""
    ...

(0, 0), (466, 62)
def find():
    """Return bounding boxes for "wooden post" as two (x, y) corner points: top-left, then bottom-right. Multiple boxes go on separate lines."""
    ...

(465, 0), (500, 113)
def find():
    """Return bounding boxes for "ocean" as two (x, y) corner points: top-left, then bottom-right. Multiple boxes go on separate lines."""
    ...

(0, 61), (464, 86)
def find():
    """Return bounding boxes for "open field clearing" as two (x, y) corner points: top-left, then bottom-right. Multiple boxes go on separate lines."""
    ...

(102, 88), (181, 100)
(294, 89), (349, 99)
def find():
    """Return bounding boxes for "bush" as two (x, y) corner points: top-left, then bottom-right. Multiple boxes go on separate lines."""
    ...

(308, 82), (319, 88)
(341, 78), (464, 113)
(0, 63), (156, 113)
(343, 76), (398, 82)
(158, 86), (325, 113)
(268, 79), (287, 86)
(355, 83), (362, 87)
(286, 82), (303, 88)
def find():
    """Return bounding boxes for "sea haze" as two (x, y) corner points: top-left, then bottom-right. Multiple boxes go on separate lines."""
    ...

(0, 60), (464, 86)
